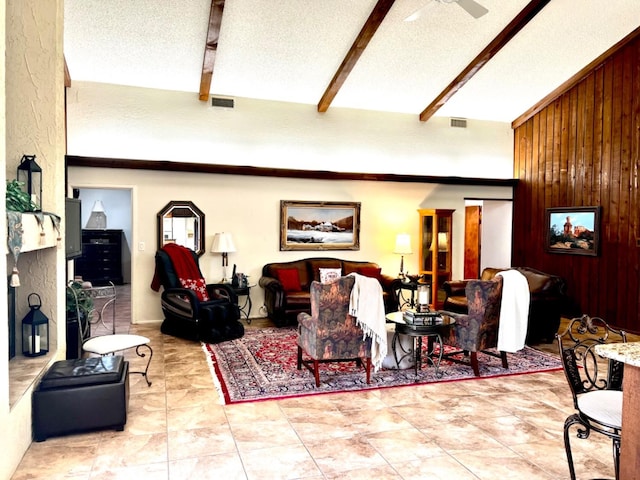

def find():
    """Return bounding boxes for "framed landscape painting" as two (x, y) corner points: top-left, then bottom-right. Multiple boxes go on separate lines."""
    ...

(545, 206), (601, 256)
(280, 200), (360, 251)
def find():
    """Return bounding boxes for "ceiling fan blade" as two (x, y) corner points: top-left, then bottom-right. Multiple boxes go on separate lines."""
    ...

(456, 0), (489, 18)
(404, 0), (435, 22)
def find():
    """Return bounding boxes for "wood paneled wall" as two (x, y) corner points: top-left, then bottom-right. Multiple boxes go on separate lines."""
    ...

(513, 31), (640, 333)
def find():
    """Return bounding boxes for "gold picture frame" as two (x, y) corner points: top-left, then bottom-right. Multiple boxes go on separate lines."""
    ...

(280, 200), (361, 251)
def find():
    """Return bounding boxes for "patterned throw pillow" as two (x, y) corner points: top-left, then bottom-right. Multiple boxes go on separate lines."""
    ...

(179, 278), (210, 301)
(275, 268), (302, 292)
(319, 268), (342, 284)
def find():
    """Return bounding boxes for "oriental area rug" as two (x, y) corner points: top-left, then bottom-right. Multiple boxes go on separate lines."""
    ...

(203, 327), (563, 405)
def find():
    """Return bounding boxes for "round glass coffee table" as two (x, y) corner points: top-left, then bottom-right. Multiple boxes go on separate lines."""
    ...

(385, 311), (455, 378)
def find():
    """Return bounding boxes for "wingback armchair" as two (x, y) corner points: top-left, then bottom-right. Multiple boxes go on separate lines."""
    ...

(440, 277), (508, 376)
(297, 276), (372, 387)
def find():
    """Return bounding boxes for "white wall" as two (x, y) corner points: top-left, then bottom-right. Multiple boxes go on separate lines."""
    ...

(66, 82), (514, 178)
(66, 82), (515, 325)
(480, 200), (514, 270)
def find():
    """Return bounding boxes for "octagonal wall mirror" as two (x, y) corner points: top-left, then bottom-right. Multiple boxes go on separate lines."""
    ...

(157, 201), (205, 256)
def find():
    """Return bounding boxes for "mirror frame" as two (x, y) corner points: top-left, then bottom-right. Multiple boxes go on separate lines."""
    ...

(157, 201), (206, 256)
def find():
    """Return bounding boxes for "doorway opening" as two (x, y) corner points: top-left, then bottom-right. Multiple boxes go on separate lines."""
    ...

(463, 199), (513, 278)
(71, 187), (133, 328)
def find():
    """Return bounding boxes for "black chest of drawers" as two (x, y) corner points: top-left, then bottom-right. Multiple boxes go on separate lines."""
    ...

(75, 229), (124, 285)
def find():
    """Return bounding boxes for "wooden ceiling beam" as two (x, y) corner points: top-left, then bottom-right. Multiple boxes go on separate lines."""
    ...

(418, 0), (551, 122)
(317, 0), (396, 113)
(64, 55), (71, 88)
(199, 0), (225, 101)
(66, 154), (518, 187)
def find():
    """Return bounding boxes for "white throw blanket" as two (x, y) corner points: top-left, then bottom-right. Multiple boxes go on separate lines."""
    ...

(496, 270), (530, 352)
(347, 273), (388, 371)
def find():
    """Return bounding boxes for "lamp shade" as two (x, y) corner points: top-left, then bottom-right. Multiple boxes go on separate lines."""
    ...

(393, 234), (412, 255)
(91, 200), (106, 212)
(211, 232), (236, 253)
(85, 200), (107, 229)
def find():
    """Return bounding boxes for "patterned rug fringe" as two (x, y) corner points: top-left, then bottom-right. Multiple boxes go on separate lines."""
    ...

(202, 343), (227, 405)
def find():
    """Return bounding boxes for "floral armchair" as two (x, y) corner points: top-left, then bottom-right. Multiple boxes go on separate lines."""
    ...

(297, 276), (372, 387)
(440, 277), (508, 376)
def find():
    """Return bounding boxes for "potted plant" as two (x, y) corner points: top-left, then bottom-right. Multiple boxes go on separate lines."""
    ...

(6, 179), (37, 212)
(66, 280), (94, 340)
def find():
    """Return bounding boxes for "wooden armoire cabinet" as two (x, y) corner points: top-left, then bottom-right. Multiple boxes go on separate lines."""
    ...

(75, 229), (124, 285)
(418, 209), (454, 309)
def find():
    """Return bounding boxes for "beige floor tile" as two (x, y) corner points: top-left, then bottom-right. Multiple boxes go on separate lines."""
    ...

(468, 414), (557, 446)
(391, 455), (480, 480)
(91, 432), (168, 471)
(10, 443), (97, 479)
(89, 462), (168, 480)
(230, 419), (303, 452)
(305, 435), (388, 477)
(239, 444), (321, 480)
(329, 389), (386, 411)
(288, 408), (359, 442)
(165, 372), (217, 390)
(167, 425), (237, 460)
(224, 399), (288, 424)
(509, 439), (601, 479)
(169, 453), (247, 480)
(128, 390), (168, 412)
(450, 447), (556, 479)
(364, 428), (448, 462)
(124, 407), (167, 435)
(422, 418), (504, 453)
(375, 383), (437, 406)
(166, 404), (228, 431)
(166, 387), (220, 409)
(391, 399), (461, 429)
(324, 463), (403, 479)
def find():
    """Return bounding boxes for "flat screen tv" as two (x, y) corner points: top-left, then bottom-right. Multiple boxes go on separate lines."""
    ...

(65, 198), (83, 259)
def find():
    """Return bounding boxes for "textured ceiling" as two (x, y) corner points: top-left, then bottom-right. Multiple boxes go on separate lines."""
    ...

(64, 0), (640, 123)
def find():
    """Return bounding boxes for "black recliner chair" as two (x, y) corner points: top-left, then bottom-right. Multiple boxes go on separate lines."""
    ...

(153, 248), (244, 343)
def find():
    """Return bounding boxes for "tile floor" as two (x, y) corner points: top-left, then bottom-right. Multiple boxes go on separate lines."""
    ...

(10, 292), (621, 479)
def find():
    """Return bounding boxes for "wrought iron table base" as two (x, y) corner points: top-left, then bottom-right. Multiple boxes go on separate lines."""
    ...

(392, 329), (444, 378)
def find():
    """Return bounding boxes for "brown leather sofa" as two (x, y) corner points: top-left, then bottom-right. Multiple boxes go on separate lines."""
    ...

(443, 267), (567, 344)
(259, 257), (398, 326)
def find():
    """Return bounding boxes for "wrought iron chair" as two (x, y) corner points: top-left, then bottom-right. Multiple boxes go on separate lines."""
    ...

(78, 282), (154, 387)
(439, 277), (508, 376)
(296, 276), (372, 387)
(556, 314), (627, 480)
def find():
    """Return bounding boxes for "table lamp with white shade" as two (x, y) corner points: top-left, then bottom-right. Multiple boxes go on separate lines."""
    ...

(393, 233), (412, 281)
(211, 232), (236, 283)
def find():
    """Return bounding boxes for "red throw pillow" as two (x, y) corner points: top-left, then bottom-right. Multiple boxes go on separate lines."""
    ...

(358, 267), (382, 280)
(179, 278), (210, 301)
(276, 268), (302, 292)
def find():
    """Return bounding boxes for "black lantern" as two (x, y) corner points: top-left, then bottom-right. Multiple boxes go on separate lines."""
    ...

(17, 154), (42, 211)
(22, 293), (49, 357)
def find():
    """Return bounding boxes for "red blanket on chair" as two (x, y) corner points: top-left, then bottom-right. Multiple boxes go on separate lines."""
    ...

(150, 243), (210, 301)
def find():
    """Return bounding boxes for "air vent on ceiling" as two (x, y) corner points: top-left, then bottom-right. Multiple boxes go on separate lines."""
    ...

(211, 97), (234, 108)
(450, 117), (467, 128)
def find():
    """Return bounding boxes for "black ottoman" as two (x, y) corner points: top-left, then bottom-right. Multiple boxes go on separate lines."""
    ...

(33, 356), (129, 441)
